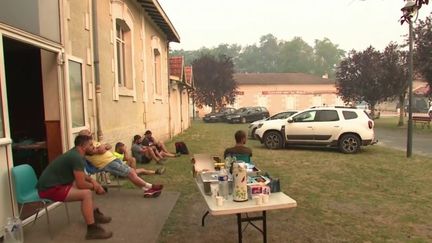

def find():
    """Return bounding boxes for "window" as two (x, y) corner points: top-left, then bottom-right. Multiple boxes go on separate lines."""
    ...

(116, 21), (125, 87)
(0, 91), (4, 138)
(343, 111), (358, 120)
(115, 19), (132, 89)
(111, 2), (136, 100)
(315, 110), (339, 122)
(154, 49), (162, 96)
(293, 111), (316, 122)
(68, 60), (85, 128)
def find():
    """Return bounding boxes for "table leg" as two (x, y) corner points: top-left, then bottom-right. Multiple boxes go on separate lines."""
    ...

(263, 211), (267, 243)
(201, 211), (209, 227)
(237, 213), (242, 243)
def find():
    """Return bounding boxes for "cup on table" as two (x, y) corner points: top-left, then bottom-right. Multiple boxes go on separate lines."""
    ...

(253, 195), (262, 205)
(210, 183), (219, 197)
(261, 194), (269, 204)
(215, 196), (224, 206)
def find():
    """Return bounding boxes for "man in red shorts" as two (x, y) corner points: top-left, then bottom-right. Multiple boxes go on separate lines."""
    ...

(37, 134), (112, 240)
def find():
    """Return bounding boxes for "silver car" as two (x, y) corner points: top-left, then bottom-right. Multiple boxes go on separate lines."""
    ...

(248, 111), (297, 139)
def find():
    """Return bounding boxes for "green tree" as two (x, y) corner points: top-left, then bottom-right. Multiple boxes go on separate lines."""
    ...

(277, 37), (314, 73)
(381, 43), (409, 126)
(414, 15), (432, 97)
(192, 54), (237, 112)
(336, 47), (388, 116)
(313, 38), (345, 78)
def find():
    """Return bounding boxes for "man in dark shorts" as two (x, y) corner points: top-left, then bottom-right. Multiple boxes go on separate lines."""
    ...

(37, 135), (112, 240)
(223, 130), (253, 159)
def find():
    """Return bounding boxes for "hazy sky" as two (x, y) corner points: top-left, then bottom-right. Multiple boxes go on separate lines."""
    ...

(158, 0), (432, 52)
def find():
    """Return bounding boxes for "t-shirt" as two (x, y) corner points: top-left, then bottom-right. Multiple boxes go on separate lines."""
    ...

(85, 141), (117, 168)
(113, 151), (125, 162)
(131, 144), (144, 163)
(141, 137), (154, 147)
(37, 147), (84, 191)
(223, 145), (253, 158)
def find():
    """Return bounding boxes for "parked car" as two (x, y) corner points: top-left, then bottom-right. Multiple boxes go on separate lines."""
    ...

(248, 111), (297, 139)
(203, 107), (237, 123)
(356, 102), (380, 119)
(225, 107), (270, 124)
(255, 106), (377, 154)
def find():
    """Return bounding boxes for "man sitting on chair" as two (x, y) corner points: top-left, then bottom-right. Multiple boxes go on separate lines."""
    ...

(37, 134), (112, 240)
(223, 130), (253, 163)
(79, 130), (163, 198)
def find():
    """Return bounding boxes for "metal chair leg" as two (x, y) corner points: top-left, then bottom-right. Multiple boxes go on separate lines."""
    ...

(43, 201), (53, 239)
(18, 204), (24, 219)
(64, 202), (71, 224)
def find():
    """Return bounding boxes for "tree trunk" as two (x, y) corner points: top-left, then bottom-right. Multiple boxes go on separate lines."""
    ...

(398, 94), (405, 126)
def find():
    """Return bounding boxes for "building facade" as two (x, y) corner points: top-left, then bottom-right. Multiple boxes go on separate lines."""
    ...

(0, 0), (187, 232)
(198, 73), (343, 117)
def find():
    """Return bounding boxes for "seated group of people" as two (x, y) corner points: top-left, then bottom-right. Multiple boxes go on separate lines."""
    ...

(36, 129), (179, 240)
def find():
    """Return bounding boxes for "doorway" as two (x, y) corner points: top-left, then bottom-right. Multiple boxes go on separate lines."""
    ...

(2, 36), (63, 219)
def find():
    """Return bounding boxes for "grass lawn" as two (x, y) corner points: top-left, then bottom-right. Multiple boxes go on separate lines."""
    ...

(133, 120), (432, 242)
(374, 116), (432, 134)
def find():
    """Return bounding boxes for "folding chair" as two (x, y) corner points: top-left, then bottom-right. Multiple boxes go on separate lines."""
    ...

(84, 160), (121, 188)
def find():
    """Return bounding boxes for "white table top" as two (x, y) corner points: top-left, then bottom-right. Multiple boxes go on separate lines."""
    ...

(192, 153), (217, 173)
(196, 178), (297, 216)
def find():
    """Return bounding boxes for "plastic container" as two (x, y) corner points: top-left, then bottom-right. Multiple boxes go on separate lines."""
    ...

(218, 168), (229, 200)
(4, 217), (24, 243)
(232, 162), (248, 202)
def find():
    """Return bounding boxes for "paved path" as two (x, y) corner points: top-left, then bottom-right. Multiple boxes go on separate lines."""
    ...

(375, 127), (432, 157)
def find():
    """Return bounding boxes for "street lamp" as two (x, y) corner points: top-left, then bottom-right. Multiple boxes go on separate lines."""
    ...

(401, 0), (419, 158)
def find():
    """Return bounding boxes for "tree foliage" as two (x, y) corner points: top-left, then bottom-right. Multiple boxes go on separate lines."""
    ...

(336, 45), (407, 116)
(414, 14), (432, 96)
(191, 55), (237, 111)
(170, 34), (345, 78)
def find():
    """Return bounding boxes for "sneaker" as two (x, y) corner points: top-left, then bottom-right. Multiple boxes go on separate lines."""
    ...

(85, 224), (113, 240)
(151, 184), (164, 191)
(143, 188), (162, 198)
(94, 208), (112, 224)
(155, 167), (166, 175)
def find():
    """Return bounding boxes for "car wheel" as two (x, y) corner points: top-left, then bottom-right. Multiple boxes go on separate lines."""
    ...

(251, 128), (257, 139)
(263, 131), (283, 149)
(339, 134), (361, 154)
(241, 117), (246, 123)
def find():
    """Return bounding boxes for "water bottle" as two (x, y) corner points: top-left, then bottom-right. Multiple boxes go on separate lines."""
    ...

(218, 168), (229, 200)
(4, 217), (24, 243)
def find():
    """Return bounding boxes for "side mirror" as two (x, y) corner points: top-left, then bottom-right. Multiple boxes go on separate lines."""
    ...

(287, 118), (294, 123)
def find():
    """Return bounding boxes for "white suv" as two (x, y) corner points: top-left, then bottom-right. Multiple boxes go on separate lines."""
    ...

(254, 107), (377, 154)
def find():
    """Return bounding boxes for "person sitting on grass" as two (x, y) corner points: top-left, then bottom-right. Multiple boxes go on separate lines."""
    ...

(79, 130), (163, 198)
(114, 142), (165, 175)
(223, 130), (253, 160)
(37, 134), (112, 240)
(142, 130), (179, 158)
(132, 135), (167, 165)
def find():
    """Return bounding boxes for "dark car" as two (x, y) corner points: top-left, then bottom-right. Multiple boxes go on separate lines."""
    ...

(225, 107), (270, 123)
(203, 107), (237, 122)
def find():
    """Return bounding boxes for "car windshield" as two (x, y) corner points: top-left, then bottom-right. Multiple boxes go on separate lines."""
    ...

(237, 108), (248, 113)
(270, 111), (296, 120)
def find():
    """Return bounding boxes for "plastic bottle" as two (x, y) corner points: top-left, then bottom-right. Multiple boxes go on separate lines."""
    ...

(4, 217), (24, 243)
(218, 167), (229, 200)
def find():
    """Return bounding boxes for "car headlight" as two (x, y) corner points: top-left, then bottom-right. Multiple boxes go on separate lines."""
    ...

(257, 123), (263, 129)
(232, 115), (240, 118)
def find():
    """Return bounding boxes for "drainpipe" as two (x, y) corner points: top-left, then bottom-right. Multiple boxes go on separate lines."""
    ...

(180, 86), (183, 132)
(167, 41), (172, 139)
(92, 0), (103, 141)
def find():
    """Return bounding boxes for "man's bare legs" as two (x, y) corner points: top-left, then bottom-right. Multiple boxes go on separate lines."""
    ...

(65, 185), (94, 224)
